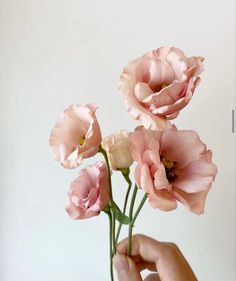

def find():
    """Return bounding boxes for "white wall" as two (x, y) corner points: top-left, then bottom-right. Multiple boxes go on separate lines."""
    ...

(0, 0), (235, 280)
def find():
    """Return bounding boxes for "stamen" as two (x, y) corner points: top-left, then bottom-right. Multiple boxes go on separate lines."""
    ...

(79, 137), (85, 145)
(161, 83), (168, 89)
(161, 156), (177, 182)
(162, 157), (174, 169)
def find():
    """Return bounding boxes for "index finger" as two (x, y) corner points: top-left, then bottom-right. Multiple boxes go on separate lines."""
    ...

(116, 234), (163, 264)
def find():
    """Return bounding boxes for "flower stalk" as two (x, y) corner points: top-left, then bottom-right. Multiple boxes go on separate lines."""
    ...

(127, 184), (138, 256)
(116, 168), (132, 243)
(99, 145), (114, 202)
(131, 193), (148, 225)
(107, 211), (114, 281)
(99, 145), (117, 279)
(126, 187), (148, 256)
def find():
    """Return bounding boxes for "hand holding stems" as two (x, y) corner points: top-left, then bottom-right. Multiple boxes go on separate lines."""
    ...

(113, 234), (198, 281)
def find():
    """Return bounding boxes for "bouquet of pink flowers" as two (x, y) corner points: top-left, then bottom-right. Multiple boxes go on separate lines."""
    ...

(49, 47), (217, 281)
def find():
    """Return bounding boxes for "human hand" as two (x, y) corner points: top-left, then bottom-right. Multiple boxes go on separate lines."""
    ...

(113, 234), (198, 281)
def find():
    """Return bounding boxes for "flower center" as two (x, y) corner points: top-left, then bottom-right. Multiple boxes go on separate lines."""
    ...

(79, 137), (86, 146)
(161, 156), (177, 182)
(161, 83), (168, 89)
(149, 83), (169, 93)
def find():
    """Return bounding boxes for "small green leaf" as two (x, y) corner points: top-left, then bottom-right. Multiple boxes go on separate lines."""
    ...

(116, 210), (130, 225)
(113, 202), (130, 225)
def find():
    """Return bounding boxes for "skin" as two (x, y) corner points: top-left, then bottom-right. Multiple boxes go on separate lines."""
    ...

(113, 234), (198, 281)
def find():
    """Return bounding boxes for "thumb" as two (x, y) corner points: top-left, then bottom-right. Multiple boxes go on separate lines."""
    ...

(113, 253), (142, 281)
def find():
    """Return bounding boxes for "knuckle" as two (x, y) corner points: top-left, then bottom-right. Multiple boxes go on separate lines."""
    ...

(133, 233), (147, 240)
(162, 242), (180, 257)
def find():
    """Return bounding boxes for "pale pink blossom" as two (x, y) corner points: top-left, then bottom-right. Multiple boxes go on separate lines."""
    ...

(120, 47), (204, 130)
(102, 130), (133, 171)
(49, 104), (102, 169)
(66, 162), (110, 219)
(130, 127), (217, 214)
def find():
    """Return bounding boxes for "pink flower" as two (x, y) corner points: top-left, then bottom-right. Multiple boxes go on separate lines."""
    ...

(120, 47), (204, 130)
(66, 162), (110, 219)
(101, 130), (133, 171)
(49, 104), (102, 169)
(130, 127), (217, 214)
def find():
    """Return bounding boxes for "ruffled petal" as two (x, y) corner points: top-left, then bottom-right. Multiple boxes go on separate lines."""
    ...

(148, 190), (177, 211)
(160, 130), (206, 168)
(134, 82), (153, 101)
(140, 164), (155, 194)
(123, 95), (170, 130)
(171, 187), (210, 214)
(148, 59), (175, 88)
(173, 150), (217, 193)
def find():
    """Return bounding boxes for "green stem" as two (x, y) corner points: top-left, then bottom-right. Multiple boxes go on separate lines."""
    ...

(127, 185), (138, 256)
(131, 193), (148, 225)
(112, 209), (116, 255)
(108, 211), (114, 281)
(115, 170), (132, 243)
(99, 145), (116, 255)
(99, 145), (113, 202)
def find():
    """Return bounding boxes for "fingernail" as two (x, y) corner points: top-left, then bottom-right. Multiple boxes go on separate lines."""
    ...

(113, 253), (129, 273)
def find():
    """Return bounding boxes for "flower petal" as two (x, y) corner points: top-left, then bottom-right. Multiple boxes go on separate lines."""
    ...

(174, 150), (217, 192)
(153, 163), (170, 190)
(139, 164), (155, 194)
(123, 95), (170, 130)
(171, 187), (210, 214)
(134, 82), (153, 101)
(148, 190), (177, 211)
(148, 59), (175, 89)
(160, 130), (206, 168)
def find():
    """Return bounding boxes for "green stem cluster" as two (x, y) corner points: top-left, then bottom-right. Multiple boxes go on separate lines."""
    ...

(115, 169), (132, 243)
(99, 145), (147, 281)
(127, 185), (138, 255)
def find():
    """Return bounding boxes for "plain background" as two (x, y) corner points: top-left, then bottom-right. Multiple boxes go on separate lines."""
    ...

(0, 0), (235, 280)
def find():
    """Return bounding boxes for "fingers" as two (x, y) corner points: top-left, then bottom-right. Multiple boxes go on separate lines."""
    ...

(117, 234), (162, 264)
(144, 273), (161, 281)
(131, 255), (157, 272)
(113, 253), (142, 281)
(117, 234), (198, 281)
(136, 260), (157, 272)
